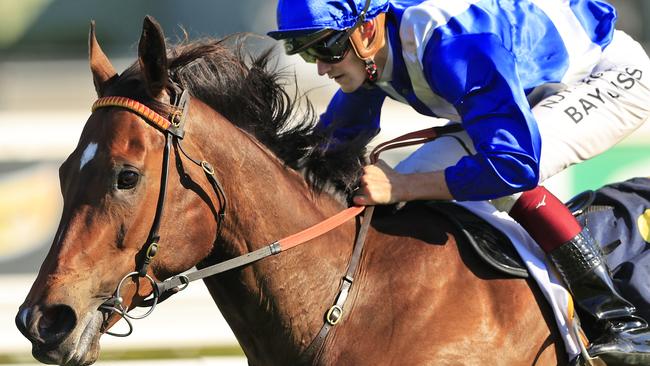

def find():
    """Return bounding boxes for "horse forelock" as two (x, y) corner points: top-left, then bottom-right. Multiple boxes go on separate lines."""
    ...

(110, 34), (367, 197)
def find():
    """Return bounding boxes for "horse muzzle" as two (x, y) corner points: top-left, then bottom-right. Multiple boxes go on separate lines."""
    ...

(16, 304), (103, 366)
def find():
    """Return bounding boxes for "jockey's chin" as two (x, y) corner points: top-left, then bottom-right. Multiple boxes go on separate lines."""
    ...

(336, 74), (365, 93)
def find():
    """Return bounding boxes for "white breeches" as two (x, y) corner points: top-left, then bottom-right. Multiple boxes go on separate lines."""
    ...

(533, 30), (650, 182)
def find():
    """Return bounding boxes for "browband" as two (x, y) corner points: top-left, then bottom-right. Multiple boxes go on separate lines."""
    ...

(92, 91), (190, 138)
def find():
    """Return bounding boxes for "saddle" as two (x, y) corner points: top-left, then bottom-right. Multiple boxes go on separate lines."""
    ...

(414, 190), (598, 279)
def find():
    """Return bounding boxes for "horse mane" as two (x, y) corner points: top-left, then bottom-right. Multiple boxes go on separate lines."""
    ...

(110, 34), (369, 196)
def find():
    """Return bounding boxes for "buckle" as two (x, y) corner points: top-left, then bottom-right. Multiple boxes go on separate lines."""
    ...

(167, 89), (190, 138)
(326, 305), (343, 326)
(169, 109), (183, 128)
(201, 161), (215, 175)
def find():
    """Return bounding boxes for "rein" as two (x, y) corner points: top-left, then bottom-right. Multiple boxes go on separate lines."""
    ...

(91, 90), (461, 360)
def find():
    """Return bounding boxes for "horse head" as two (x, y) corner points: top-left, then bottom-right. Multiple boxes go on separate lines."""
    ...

(15, 17), (221, 365)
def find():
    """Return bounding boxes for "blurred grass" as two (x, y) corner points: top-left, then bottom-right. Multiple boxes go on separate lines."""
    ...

(0, 345), (245, 364)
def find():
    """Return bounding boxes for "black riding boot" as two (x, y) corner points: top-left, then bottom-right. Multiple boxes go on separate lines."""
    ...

(549, 229), (650, 365)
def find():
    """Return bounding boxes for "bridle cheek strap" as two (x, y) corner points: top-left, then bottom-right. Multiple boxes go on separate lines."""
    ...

(92, 93), (191, 279)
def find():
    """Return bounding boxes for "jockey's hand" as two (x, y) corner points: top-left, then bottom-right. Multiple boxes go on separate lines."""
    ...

(353, 160), (406, 206)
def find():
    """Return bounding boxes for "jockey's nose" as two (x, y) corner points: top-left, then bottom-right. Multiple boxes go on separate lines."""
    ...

(316, 60), (331, 76)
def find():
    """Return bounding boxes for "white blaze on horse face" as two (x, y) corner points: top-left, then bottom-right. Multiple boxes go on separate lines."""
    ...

(80, 142), (98, 171)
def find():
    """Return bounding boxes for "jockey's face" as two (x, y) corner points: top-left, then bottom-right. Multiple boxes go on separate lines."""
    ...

(316, 50), (367, 93)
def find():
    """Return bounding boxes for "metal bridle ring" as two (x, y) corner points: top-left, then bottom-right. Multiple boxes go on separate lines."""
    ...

(114, 271), (160, 320)
(101, 305), (134, 337)
(176, 274), (190, 292)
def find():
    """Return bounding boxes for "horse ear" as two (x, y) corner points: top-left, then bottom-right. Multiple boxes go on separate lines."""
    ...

(89, 20), (117, 96)
(138, 16), (168, 98)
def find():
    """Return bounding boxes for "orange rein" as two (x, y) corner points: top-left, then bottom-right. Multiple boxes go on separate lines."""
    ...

(279, 206), (365, 250)
(279, 125), (456, 250)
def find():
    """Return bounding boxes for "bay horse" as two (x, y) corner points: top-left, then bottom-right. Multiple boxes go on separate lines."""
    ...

(16, 17), (566, 366)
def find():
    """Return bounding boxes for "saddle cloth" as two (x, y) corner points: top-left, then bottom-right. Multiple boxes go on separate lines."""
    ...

(573, 177), (650, 323)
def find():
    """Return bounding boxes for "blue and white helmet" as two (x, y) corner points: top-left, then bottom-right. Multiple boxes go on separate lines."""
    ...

(268, 0), (390, 40)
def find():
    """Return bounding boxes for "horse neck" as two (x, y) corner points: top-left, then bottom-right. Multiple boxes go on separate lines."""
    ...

(187, 104), (357, 362)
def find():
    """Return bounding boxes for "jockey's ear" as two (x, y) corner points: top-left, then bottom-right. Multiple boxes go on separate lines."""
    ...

(350, 13), (386, 60)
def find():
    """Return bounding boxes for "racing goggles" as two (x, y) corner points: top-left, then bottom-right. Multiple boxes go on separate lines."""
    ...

(285, 29), (352, 64)
(284, 0), (372, 64)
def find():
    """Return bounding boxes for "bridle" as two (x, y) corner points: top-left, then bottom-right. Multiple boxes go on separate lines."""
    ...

(93, 85), (228, 336)
(90, 82), (462, 359)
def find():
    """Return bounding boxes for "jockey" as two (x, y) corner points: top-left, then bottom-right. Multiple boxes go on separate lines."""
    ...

(269, 0), (650, 364)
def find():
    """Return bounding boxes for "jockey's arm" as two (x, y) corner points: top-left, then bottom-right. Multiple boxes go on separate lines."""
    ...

(356, 33), (543, 205)
(431, 34), (542, 201)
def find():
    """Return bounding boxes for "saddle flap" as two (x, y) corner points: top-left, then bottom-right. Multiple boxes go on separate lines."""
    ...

(424, 201), (529, 278)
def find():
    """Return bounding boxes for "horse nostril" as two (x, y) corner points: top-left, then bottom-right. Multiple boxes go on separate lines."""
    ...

(37, 304), (77, 345)
(16, 304), (78, 346)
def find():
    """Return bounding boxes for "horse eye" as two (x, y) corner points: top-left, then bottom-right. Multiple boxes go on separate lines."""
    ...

(117, 170), (140, 189)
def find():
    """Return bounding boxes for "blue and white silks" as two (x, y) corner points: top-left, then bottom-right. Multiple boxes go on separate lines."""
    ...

(319, 0), (616, 201)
